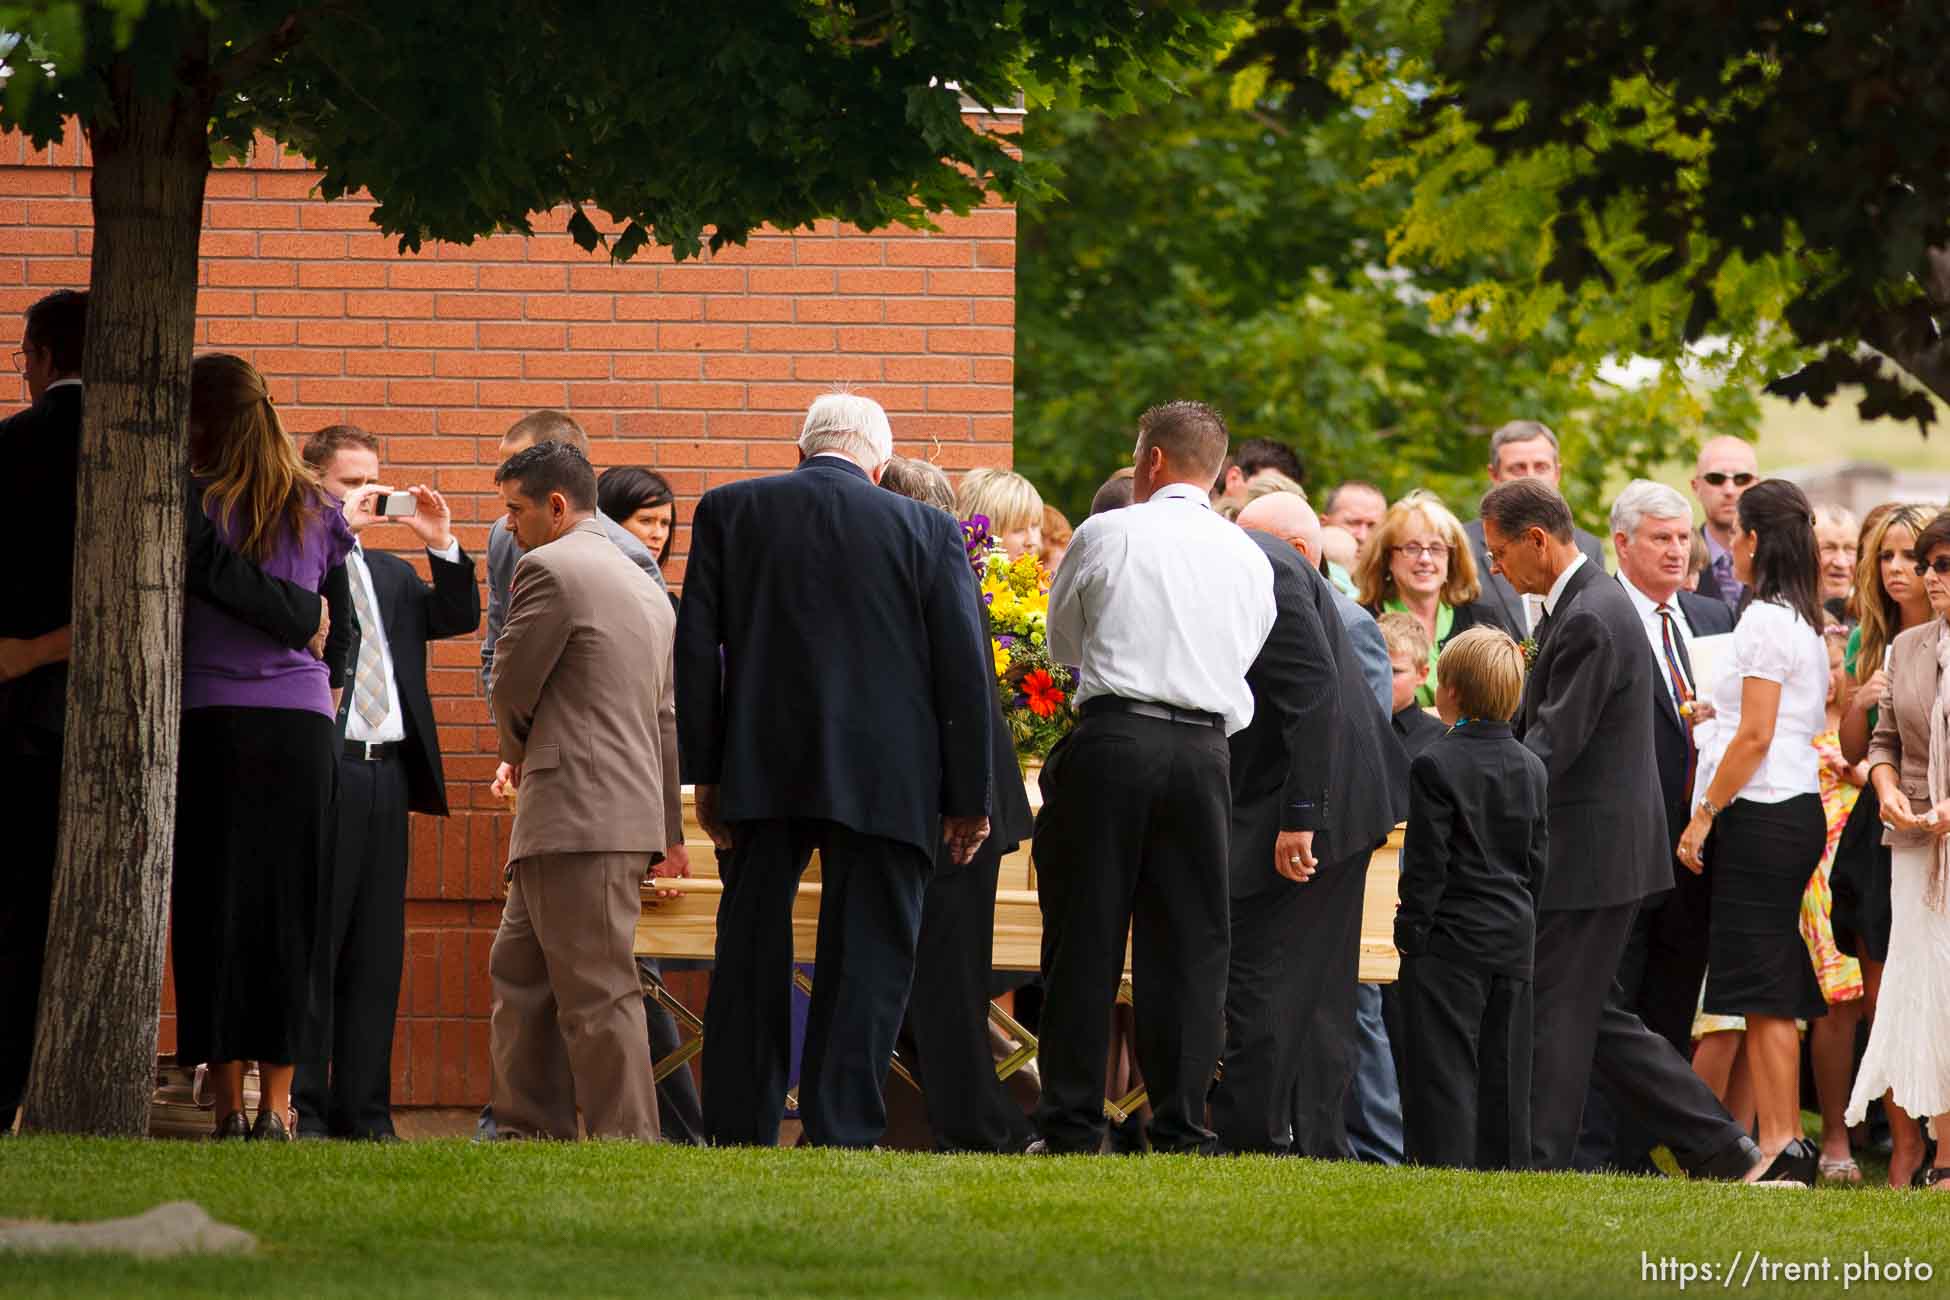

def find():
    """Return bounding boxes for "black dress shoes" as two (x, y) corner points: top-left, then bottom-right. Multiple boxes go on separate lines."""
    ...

(249, 1107), (292, 1142)
(1683, 1134), (1762, 1181)
(1751, 1138), (1818, 1186)
(212, 1110), (250, 1141)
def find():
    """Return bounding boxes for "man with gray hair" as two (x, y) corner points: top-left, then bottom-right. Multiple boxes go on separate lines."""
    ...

(1462, 420), (1607, 637)
(1575, 479), (1735, 1170)
(676, 391), (993, 1149)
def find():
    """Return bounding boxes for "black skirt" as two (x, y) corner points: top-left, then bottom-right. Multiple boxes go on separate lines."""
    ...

(1702, 794), (1828, 1021)
(171, 706), (337, 1066)
(1829, 783), (1893, 963)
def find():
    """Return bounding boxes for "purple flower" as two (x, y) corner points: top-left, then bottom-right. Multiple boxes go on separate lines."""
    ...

(999, 634), (1015, 647)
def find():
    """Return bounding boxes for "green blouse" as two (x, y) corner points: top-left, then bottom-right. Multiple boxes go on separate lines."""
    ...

(1384, 598), (1453, 708)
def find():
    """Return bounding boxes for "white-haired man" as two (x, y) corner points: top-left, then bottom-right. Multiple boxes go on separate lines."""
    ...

(675, 392), (993, 1149)
(1574, 479), (1738, 1171)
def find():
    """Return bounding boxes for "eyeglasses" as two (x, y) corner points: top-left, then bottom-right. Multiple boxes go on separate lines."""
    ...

(1699, 471), (1757, 488)
(1913, 556), (1950, 578)
(8, 350), (23, 374)
(1393, 542), (1449, 561)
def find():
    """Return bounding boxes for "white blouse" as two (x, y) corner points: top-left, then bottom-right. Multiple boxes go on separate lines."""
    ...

(1693, 599), (1830, 805)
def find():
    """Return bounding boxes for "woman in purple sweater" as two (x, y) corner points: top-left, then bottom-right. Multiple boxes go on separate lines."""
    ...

(174, 353), (354, 1140)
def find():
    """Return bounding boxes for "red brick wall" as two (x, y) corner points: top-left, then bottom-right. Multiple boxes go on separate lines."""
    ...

(4, 121), (1017, 1106)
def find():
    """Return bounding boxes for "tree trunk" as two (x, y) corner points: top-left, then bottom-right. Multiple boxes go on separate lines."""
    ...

(22, 53), (212, 1136)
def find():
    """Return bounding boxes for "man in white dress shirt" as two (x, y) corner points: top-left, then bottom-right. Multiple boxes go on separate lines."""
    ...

(1031, 400), (1276, 1155)
(293, 425), (481, 1139)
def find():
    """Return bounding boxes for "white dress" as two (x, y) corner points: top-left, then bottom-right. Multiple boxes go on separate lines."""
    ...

(1846, 843), (1950, 1134)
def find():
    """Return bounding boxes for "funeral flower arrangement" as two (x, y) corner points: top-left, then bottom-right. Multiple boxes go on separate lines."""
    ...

(963, 515), (1076, 762)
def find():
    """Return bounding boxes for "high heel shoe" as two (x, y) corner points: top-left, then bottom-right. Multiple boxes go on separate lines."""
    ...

(248, 1107), (292, 1142)
(211, 1110), (249, 1141)
(1752, 1137), (1817, 1186)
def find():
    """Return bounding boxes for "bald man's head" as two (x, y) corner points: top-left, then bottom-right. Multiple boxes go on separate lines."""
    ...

(1237, 490), (1322, 565)
(1691, 435), (1759, 537)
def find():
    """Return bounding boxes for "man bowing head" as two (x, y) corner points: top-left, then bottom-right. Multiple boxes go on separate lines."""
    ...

(676, 392), (993, 1150)
(486, 439), (684, 1142)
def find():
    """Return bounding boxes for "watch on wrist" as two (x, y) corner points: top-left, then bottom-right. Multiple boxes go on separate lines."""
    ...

(1698, 797), (1724, 821)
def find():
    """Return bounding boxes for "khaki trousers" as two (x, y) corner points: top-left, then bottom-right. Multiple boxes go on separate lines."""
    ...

(489, 851), (659, 1140)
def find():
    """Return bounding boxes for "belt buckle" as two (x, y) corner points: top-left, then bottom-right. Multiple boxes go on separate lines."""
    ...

(361, 740), (381, 761)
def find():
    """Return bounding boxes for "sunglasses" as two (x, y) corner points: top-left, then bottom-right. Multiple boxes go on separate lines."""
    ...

(1699, 471), (1757, 488)
(1913, 556), (1950, 578)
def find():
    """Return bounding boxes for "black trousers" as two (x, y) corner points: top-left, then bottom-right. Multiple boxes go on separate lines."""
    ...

(701, 818), (930, 1149)
(1531, 902), (1745, 1171)
(1581, 862), (1708, 1172)
(1398, 953), (1532, 1170)
(902, 839), (1032, 1152)
(1032, 712), (1231, 1154)
(294, 751), (411, 1138)
(1210, 850), (1372, 1155)
(0, 747), (61, 1128)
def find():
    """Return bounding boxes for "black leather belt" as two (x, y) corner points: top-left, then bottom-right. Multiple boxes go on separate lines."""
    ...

(1082, 696), (1224, 729)
(343, 739), (402, 761)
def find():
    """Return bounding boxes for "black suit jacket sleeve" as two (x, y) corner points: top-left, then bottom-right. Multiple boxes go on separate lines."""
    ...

(1260, 571), (1338, 832)
(182, 477), (321, 651)
(1526, 779), (1551, 901)
(1521, 610), (1618, 784)
(674, 491), (726, 785)
(1395, 754), (1453, 955)
(424, 548), (483, 640)
(923, 519), (992, 820)
(321, 562), (355, 691)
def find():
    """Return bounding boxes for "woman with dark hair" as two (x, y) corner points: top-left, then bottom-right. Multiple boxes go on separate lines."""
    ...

(176, 353), (353, 1140)
(1844, 509), (1950, 1190)
(1676, 479), (1831, 1185)
(597, 466), (677, 570)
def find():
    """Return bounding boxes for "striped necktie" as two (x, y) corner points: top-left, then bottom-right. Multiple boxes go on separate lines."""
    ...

(1657, 603), (1698, 795)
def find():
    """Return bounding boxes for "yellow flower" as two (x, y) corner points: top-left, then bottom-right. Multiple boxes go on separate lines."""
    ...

(993, 640), (1010, 678)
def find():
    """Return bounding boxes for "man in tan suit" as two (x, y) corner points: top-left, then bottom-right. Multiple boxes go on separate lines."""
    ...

(487, 439), (685, 1140)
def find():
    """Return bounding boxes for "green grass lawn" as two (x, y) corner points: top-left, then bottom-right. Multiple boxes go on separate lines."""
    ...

(1, 1137), (1942, 1298)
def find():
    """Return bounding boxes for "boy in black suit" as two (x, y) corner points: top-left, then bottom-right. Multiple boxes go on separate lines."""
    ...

(1378, 612), (1446, 761)
(1395, 626), (1547, 1170)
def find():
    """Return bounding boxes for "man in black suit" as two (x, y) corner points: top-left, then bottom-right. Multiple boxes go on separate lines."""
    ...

(677, 394), (992, 1149)
(879, 455), (1036, 1152)
(1480, 478), (1759, 1179)
(293, 426), (480, 1140)
(2, 289), (332, 1133)
(1213, 490), (1406, 1155)
(1462, 421), (1607, 639)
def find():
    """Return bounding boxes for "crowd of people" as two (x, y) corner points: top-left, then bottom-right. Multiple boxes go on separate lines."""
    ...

(2, 283), (1947, 1192)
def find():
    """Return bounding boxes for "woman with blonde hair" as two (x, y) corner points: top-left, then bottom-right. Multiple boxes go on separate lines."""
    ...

(174, 353), (353, 1141)
(956, 467), (1044, 562)
(1355, 491), (1500, 707)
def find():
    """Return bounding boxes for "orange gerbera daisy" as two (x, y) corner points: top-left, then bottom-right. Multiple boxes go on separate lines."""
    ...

(1023, 668), (1065, 719)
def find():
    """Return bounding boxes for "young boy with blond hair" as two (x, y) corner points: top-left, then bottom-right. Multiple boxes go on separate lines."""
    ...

(1394, 625), (1548, 1170)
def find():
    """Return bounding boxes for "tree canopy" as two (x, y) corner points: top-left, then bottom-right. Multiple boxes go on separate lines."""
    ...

(2, 0), (1233, 255)
(1015, 2), (1756, 527)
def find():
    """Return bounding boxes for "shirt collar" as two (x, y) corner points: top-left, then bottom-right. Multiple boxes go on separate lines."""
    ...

(1542, 552), (1588, 617)
(1616, 571), (1676, 618)
(43, 378), (82, 393)
(1702, 527), (1732, 565)
(1149, 482), (1210, 507)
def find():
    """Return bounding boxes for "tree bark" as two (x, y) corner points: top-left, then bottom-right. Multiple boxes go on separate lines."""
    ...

(22, 49), (212, 1136)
